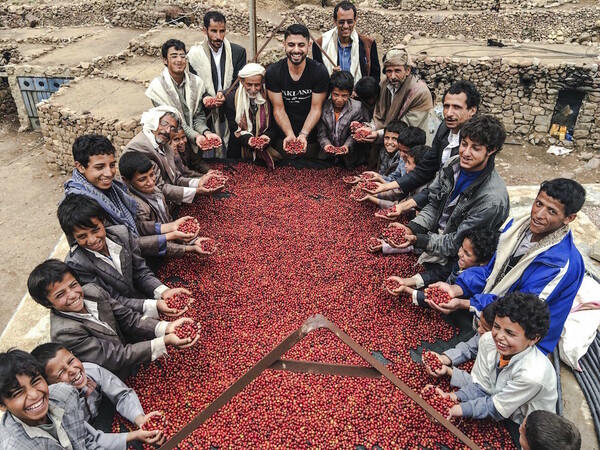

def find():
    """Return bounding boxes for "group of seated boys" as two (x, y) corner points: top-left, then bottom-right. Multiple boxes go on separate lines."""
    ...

(0, 4), (587, 448)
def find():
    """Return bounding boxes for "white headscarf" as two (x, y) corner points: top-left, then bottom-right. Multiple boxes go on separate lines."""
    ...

(234, 63), (267, 137)
(140, 105), (182, 149)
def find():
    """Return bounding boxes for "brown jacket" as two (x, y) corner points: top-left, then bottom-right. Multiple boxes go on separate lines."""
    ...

(129, 189), (187, 258)
(124, 132), (195, 205)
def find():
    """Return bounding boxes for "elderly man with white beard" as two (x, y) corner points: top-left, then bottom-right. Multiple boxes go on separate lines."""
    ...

(225, 63), (280, 169)
(123, 106), (221, 205)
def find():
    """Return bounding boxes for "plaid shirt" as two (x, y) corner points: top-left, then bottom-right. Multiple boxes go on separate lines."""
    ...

(0, 383), (104, 449)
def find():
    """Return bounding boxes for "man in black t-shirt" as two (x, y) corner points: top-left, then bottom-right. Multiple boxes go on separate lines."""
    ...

(266, 24), (329, 158)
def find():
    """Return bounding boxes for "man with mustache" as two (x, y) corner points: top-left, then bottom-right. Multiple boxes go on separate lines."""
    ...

(266, 24), (329, 158)
(354, 46), (432, 168)
(370, 80), (480, 214)
(225, 63), (280, 169)
(188, 11), (247, 158)
(124, 106), (220, 206)
(312, 1), (380, 83)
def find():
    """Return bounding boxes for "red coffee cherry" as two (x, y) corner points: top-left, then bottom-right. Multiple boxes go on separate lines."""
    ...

(381, 226), (407, 247)
(249, 136), (268, 150)
(177, 218), (199, 235)
(200, 238), (217, 254)
(142, 413), (167, 432)
(174, 321), (200, 340)
(422, 350), (443, 372)
(425, 287), (452, 305)
(284, 139), (305, 154)
(165, 293), (192, 310)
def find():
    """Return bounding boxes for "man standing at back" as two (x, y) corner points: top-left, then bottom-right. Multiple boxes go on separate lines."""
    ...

(266, 24), (329, 158)
(188, 11), (247, 157)
(146, 39), (221, 173)
(312, 0), (380, 83)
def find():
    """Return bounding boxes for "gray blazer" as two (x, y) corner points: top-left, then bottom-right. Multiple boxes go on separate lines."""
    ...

(129, 189), (187, 258)
(124, 132), (194, 204)
(50, 283), (159, 378)
(0, 383), (103, 450)
(65, 225), (163, 313)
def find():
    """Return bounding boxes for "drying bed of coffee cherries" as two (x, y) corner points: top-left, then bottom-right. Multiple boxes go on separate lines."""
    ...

(115, 164), (515, 449)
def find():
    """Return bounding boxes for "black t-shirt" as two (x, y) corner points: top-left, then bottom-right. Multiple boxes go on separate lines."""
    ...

(265, 58), (329, 140)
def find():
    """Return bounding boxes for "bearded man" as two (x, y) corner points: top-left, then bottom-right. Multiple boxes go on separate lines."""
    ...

(225, 63), (279, 169)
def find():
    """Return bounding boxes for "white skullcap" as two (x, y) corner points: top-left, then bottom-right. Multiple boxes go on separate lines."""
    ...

(238, 63), (266, 79)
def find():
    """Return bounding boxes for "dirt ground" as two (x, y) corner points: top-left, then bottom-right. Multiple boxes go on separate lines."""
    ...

(0, 116), (598, 335)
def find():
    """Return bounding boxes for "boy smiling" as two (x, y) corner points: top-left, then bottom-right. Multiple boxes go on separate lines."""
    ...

(0, 349), (103, 449)
(27, 260), (200, 378)
(435, 292), (557, 445)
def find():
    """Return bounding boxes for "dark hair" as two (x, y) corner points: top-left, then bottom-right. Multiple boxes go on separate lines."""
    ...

(524, 410), (581, 450)
(407, 145), (429, 165)
(329, 70), (354, 93)
(460, 115), (506, 154)
(57, 195), (107, 237)
(333, 0), (357, 20)
(31, 343), (69, 377)
(27, 259), (76, 308)
(161, 39), (186, 59)
(354, 76), (380, 102)
(203, 11), (226, 28)
(383, 119), (405, 136)
(481, 302), (498, 328)
(0, 349), (44, 403)
(397, 126), (426, 148)
(119, 151), (154, 181)
(284, 24), (310, 41)
(443, 80), (481, 110)
(462, 228), (501, 263)
(162, 111), (180, 127)
(494, 292), (550, 340)
(72, 134), (115, 168)
(538, 178), (586, 216)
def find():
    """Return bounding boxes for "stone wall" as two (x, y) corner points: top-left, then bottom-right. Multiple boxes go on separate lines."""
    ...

(1, 0), (599, 44)
(413, 55), (600, 149)
(4, 52), (130, 130)
(0, 77), (18, 116)
(294, 6), (600, 47)
(37, 79), (142, 172)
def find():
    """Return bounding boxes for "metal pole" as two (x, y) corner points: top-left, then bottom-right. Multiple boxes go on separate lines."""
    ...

(249, 0), (257, 60)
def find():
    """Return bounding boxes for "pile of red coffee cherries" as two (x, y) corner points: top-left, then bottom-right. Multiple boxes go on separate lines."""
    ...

(422, 350), (443, 372)
(141, 414), (167, 432)
(382, 226), (407, 247)
(325, 146), (348, 155)
(375, 205), (397, 219)
(177, 218), (199, 235)
(350, 121), (363, 135)
(421, 385), (457, 417)
(165, 293), (192, 310)
(354, 128), (372, 140)
(249, 136), (268, 150)
(199, 238), (217, 254)
(199, 137), (222, 151)
(350, 186), (368, 201)
(384, 277), (402, 291)
(359, 181), (379, 192)
(284, 139), (305, 154)
(425, 287), (452, 305)
(202, 174), (227, 191)
(174, 321), (200, 340)
(114, 165), (515, 449)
